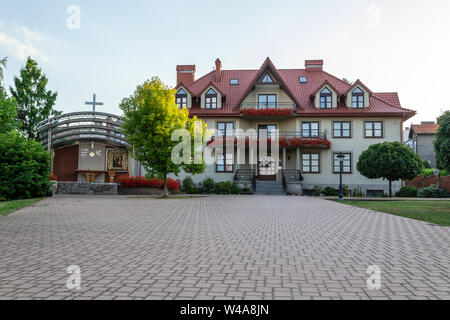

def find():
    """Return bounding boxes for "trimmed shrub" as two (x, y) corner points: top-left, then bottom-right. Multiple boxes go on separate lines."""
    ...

(201, 178), (216, 194)
(313, 185), (322, 196)
(231, 182), (241, 195)
(396, 186), (418, 198)
(215, 181), (233, 195)
(181, 177), (195, 194)
(0, 132), (52, 200)
(422, 161), (431, 169)
(323, 186), (338, 196)
(418, 185), (448, 198)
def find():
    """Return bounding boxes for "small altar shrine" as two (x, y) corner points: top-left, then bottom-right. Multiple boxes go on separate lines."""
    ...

(36, 95), (138, 183)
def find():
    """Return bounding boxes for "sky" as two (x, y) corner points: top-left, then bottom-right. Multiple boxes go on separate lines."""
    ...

(0, 0), (449, 127)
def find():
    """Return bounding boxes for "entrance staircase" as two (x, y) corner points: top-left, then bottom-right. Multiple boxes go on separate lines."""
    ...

(254, 181), (285, 195)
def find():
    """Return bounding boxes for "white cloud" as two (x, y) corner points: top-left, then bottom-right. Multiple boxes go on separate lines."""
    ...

(0, 31), (48, 61)
(0, 22), (63, 62)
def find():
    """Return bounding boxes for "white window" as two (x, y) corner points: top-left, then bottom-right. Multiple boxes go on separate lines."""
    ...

(352, 87), (364, 108)
(365, 121), (383, 138)
(217, 153), (233, 172)
(205, 89), (217, 109)
(333, 122), (351, 138)
(302, 153), (320, 173)
(320, 88), (332, 109)
(302, 122), (319, 138)
(334, 153), (352, 173)
(176, 88), (187, 109)
(261, 73), (274, 83)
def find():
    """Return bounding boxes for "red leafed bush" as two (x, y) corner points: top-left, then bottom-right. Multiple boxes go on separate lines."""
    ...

(241, 108), (293, 117)
(119, 176), (179, 190)
(50, 174), (58, 181)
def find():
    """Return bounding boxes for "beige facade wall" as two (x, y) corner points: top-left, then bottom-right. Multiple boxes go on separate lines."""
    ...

(169, 116), (403, 192)
(241, 84), (295, 109)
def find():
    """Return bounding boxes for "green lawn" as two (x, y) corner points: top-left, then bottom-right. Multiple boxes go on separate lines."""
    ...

(0, 198), (43, 217)
(338, 200), (450, 226)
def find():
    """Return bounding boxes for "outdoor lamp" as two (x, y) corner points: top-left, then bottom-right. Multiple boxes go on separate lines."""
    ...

(337, 153), (345, 201)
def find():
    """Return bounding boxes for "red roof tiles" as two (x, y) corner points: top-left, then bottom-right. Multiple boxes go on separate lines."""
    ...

(410, 123), (439, 135)
(178, 58), (415, 119)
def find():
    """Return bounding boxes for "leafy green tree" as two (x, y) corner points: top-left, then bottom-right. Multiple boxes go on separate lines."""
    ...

(0, 57), (7, 89)
(119, 77), (207, 196)
(10, 57), (60, 140)
(434, 111), (450, 171)
(357, 142), (423, 196)
(0, 87), (19, 134)
(0, 131), (51, 200)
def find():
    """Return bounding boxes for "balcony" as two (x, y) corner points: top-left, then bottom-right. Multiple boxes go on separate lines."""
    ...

(240, 103), (296, 119)
(207, 131), (331, 149)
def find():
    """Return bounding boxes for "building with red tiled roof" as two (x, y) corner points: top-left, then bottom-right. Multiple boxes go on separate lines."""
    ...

(172, 58), (416, 196)
(407, 122), (439, 167)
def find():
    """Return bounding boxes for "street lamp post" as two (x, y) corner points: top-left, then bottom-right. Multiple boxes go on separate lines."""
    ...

(337, 153), (345, 201)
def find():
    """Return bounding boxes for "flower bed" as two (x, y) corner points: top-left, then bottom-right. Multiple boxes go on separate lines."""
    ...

(118, 176), (179, 190)
(241, 108), (293, 117)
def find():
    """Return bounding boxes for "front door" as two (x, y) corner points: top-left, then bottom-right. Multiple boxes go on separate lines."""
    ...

(258, 156), (277, 181)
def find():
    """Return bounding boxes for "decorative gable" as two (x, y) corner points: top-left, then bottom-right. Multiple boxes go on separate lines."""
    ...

(313, 83), (338, 109)
(200, 85), (222, 109)
(345, 80), (371, 108)
(175, 85), (192, 109)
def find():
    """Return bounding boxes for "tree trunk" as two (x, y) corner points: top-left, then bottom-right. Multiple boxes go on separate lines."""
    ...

(163, 174), (169, 197)
(389, 180), (392, 197)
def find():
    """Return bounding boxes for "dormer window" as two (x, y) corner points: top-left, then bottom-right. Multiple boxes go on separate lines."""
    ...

(261, 73), (274, 83)
(352, 87), (364, 108)
(176, 88), (187, 109)
(205, 89), (217, 109)
(320, 88), (332, 109)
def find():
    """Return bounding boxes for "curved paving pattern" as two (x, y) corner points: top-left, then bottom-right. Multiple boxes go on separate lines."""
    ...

(0, 195), (448, 300)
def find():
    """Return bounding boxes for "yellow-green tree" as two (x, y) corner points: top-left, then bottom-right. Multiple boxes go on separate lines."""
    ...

(119, 77), (207, 196)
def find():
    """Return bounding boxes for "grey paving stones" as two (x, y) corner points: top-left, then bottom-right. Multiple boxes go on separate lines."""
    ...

(0, 195), (448, 300)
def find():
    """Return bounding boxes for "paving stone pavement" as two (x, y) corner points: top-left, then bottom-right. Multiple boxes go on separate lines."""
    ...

(0, 195), (448, 300)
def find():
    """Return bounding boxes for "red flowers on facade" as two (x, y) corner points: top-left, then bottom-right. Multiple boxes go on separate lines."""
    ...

(207, 137), (331, 148)
(118, 176), (179, 190)
(241, 108), (293, 117)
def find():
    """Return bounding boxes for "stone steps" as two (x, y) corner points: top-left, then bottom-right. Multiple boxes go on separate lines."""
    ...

(254, 181), (285, 195)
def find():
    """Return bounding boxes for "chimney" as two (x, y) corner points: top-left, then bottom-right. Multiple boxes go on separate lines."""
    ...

(215, 58), (222, 82)
(176, 65), (196, 86)
(305, 60), (323, 72)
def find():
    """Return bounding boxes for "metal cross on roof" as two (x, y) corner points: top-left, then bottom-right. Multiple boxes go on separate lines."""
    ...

(85, 93), (104, 113)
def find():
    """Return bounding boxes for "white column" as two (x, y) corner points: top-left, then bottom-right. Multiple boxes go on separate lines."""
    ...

(283, 148), (287, 169)
(296, 147), (301, 171)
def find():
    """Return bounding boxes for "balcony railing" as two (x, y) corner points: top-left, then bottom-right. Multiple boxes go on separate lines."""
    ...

(240, 102), (297, 110)
(207, 131), (330, 149)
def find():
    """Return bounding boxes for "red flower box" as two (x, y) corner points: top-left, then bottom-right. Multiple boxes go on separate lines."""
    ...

(241, 108), (293, 117)
(207, 137), (331, 149)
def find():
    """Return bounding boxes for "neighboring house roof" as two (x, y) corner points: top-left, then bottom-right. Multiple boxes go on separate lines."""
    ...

(409, 123), (439, 137)
(180, 58), (416, 119)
